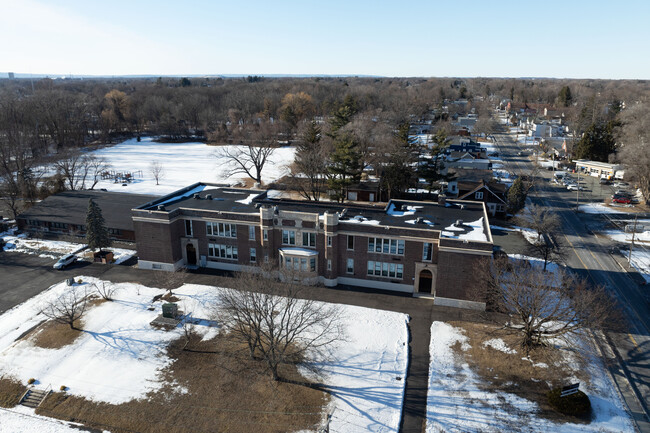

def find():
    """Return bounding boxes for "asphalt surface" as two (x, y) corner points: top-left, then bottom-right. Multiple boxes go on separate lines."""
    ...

(494, 130), (650, 432)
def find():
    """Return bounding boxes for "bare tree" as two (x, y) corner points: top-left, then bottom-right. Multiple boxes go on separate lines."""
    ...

(95, 282), (117, 301)
(216, 267), (343, 382)
(40, 285), (88, 330)
(214, 122), (277, 185)
(486, 257), (618, 353)
(517, 204), (560, 243)
(617, 101), (650, 203)
(150, 160), (164, 186)
(54, 152), (109, 191)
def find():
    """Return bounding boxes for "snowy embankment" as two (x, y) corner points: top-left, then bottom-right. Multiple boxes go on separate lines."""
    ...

(87, 137), (296, 196)
(426, 322), (633, 433)
(578, 203), (631, 214)
(1, 234), (135, 264)
(0, 278), (408, 433)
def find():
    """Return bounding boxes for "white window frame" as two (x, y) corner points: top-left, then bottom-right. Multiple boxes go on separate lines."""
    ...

(347, 235), (354, 251)
(327, 259), (332, 271)
(423, 242), (432, 261)
(282, 230), (296, 245)
(263, 229), (268, 241)
(475, 191), (484, 200)
(249, 225), (256, 240)
(250, 247), (256, 263)
(302, 231), (316, 247)
(327, 235), (332, 247)
(346, 258), (354, 274)
(185, 220), (193, 237)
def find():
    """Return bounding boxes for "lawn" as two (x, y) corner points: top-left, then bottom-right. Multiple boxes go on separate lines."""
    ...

(426, 321), (633, 432)
(0, 277), (408, 433)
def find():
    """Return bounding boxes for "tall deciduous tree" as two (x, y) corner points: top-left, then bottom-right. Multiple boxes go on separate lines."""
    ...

(86, 198), (111, 252)
(617, 102), (650, 203)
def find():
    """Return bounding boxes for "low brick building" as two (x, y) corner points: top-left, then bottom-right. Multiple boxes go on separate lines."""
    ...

(133, 183), (494, 310)
(17, 190), (157, 242)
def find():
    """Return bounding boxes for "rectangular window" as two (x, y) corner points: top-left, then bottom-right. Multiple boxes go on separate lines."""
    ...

(211, 223), (236, 238)
(285, 257), (291, 268)
(382, 239), (389, 254)
(423, 242), (432, 261)
(475, 191), (484, 200)
(263, 229), (268, 241)
(327, 235), (332, 247)
(389, 239), (397, 255)
(346, 258), (354, 274)
(367, 261), (404, 280)
(397, 240), (405, 255)
(208, 243), (238, 259)
(250, 248), (256, 262)
(206, 222), (214, 236)
(347, 235), (354, 250)
(310, 258), (316, 272)
(185, 220), (193, 237)
(368, 238), (374, 252)
(327, 259), (332, 271)
(282, 230), (296, 245)
(302, 232), (316, 247)
(249, 226), (256, 240)
(264, 254), (269, 263)
(376, 239), (382, 253)
(300, 258), (307, 272)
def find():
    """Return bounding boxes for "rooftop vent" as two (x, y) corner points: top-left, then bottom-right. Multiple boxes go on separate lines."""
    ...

(455, 219), (464, 227)
(193, 193), (200, 199)
(157, 205), (165, 211)
(415, 217), (424, 224)
(206, 194), (212, 200)
(339, 208), (348, 218)
(254, 203), (261, 209)
(273, 206), (279, 214)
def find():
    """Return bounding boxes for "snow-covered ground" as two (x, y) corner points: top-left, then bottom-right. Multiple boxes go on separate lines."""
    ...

(0, 406), (93, 433)
(426, 321), (634, 433)
(1, 234), (135, 264)
(0, 278), (408, 433)
(578, 203), (633, 214)
(86, 137), (295, 196)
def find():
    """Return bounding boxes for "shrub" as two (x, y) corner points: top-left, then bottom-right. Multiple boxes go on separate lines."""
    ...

(60, 385), (67, 391)
(27, 378), (35, 385)
(77, 279), (83, 284)
(547, 388), (591, 418)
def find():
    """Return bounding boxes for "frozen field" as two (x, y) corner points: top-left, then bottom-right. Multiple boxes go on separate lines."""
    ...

(0, 278), (408, 433)
(87, 138), (295, 196)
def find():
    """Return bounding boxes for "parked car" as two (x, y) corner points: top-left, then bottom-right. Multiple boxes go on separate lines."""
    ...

(599, 178), (611, 185)
(614, 181), (629, 188)
(53, 254), (77, 270)
(612, 196), (631, 204)
(567, 184), (584, 191)
(488, 152), (499, 157)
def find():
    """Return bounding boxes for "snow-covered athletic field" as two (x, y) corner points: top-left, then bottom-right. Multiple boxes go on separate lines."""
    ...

(86, 138), (295, 196)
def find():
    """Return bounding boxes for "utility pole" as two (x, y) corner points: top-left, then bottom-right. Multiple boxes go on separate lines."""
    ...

(576, 168), (580, 209)
(628, 213), (638, 267)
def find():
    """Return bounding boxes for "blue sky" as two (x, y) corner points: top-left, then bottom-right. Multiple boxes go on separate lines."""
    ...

(1, 0), (648, 78)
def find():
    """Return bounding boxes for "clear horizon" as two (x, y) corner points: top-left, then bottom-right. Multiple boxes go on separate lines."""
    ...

(1, 0), (649, 80)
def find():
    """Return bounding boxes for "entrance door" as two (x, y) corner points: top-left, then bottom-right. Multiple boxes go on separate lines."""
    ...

(419, 269), (433, 294)
(186, 243), (197, 265)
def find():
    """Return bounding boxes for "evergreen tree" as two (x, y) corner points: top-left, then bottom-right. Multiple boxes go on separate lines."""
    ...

(292, 121), (326, 201)
(557, 86), (573, 107)
(327, 132), (362, 202)
(419, 130), (454, 192)
(574, 121), (617, 162)
(507, 177), (527, 214)
(379, 123), (420, 200)
(86, 199), (111, 251)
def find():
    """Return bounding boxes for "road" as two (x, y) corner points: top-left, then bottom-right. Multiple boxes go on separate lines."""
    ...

(493, 129), (650, 432)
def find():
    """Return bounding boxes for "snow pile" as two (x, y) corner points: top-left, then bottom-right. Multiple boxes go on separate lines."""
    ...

(386, 203), (422, 217)
(483, 338), (516, 354)
(0, 279), (408, 432)
(235, 193), (260, 205)
(341, 216), (381, 226)
(2, 235), (85, 259)
(426, 322), (634, 433)
(628, 249), (650, 284)
(84, 138), (296, 196)
(442, 218), (487, 242)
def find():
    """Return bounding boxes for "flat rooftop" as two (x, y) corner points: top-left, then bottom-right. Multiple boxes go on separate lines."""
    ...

(137, 183), (490, 241)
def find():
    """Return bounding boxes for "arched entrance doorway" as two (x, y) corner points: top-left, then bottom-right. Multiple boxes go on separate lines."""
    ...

(418, 269), (433, 294)
(186, 243), (197, 265)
